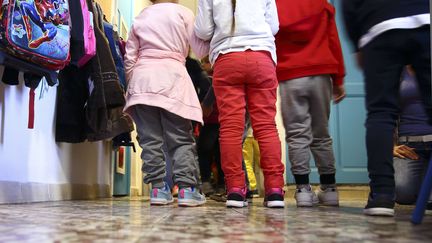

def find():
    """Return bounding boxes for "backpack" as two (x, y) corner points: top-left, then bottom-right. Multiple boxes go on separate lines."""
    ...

(0, 0), (71, 71)
(77, 0), (95, 67)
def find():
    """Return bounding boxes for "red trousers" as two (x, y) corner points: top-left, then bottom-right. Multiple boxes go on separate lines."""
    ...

(213, 51), (285, 192)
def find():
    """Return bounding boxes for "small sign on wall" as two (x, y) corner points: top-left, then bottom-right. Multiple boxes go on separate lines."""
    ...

(116, 146), (126, 174)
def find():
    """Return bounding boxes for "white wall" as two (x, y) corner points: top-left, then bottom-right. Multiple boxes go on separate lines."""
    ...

(0, 77), (112, 204)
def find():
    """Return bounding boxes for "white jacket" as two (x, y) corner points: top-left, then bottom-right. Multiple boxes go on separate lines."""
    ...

(194, 0), (279, 65)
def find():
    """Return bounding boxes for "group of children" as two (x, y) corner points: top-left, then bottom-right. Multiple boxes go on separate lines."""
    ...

(124, 0), (344, 209)
(123, 0), (431, 216)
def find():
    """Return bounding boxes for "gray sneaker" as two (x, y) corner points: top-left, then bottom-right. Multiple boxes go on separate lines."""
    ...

(316, 187), (339, 206)
(178, 187), (206, 207)
(295, 185), (319, 207)
(150, 183), (174, 206)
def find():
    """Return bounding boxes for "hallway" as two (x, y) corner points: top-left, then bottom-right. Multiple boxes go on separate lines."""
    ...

(0, 188), (431, 242)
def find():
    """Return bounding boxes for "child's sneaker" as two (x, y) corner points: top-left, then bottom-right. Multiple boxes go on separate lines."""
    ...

(295, 185), (319, 207)
(201, 181), (215, 196)
(246, 189), (260, 199)
(226, 187), (248, 208)
(178, 187), (206, 207)
(316, 186), (339, 206)
(150, 183), (174, 205)
(264, 188), (285, 208)
(363, 193), (395, 217)
(210, 192), (227, 202)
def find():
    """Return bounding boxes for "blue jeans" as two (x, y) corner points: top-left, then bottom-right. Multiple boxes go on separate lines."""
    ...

(394, 142), (432, 204)
(363, 26), (432, 194)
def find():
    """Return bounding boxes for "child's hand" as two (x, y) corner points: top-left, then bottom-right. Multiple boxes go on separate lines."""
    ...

(333, 85), (346, 104)
(394, 145), (419, 160)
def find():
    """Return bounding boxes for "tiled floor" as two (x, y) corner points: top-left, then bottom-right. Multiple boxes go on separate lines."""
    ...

(0, 187), (431, 242)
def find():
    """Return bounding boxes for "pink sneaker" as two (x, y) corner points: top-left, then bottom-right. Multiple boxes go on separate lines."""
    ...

(226, 187), (248, 208)
(264, 188), (285, 208)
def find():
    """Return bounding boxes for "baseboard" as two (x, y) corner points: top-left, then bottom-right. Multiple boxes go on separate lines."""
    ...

(130, 187), (141, 197)
(0, 181), (111, 204)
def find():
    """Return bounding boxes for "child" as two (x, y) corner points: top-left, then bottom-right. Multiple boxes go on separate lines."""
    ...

(123, 0), (209, 206)
(196, 56), (224, 196)
(195, 0), (285, 208)
(275, 0), (345, 207)
(342, 0), (430, 216)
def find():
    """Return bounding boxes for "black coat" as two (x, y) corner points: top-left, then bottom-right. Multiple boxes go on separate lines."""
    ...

(342, 0), (429, 50)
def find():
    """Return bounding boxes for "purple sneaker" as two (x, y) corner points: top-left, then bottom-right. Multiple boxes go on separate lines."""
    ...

(264, 188), (285, 208)
(226, 187), (248, 208)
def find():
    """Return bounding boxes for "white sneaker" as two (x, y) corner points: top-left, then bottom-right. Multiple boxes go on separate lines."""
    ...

(316, 187), (339, 206)
(295, 186), (319, 207)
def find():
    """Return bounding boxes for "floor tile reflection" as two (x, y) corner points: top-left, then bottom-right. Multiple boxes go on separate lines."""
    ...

(0, 196), (431, 242)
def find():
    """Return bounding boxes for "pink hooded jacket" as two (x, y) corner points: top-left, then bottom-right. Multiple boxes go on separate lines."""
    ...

(123, 3), (209, 123)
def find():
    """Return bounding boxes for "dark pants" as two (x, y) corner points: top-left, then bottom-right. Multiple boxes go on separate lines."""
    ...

(197, 124), (224, 185)
(362, 26), (432, 194)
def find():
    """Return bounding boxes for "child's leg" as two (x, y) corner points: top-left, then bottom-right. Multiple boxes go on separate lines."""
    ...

(160, 110), (200, 188)
(279, 77), (319, 207)
(160, 109), (206, 206)
(242, 116), (251, 190)
(213, 54), (247, 192)
(197, 124), (217, 184)
(243, 137), (257, 191)
(245, 52), (284, 192)
(214, 138), (225, 190)
(307, 75), (339, 206)
(279, 77), (313, 185)
(197, 124), (220, 195)
(252, 138), (262, 195)
(131, 105), (167, 188)
(308, 75), (336, 186)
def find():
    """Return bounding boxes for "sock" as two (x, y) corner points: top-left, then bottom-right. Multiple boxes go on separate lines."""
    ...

(320, 174), (336, 185)
(296, 184), (311, 191)
(294, 174), (309, 185)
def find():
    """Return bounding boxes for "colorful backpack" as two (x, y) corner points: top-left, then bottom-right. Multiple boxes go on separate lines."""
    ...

(77, 0), (95, 67)
(0, 0), (71, 71)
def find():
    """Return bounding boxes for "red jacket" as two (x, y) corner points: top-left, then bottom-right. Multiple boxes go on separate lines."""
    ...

(275, 0), (345, 86)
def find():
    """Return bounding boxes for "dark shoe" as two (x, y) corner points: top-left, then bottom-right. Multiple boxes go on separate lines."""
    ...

(264, 188), (285, 208)
(210, 193), (227, 202)
(201, 182), (215, 196)
(363, 193), (395, 217)
(226, 187), (248, 208)
(427, 202), (432, 210)
(246, 189), (259, 199)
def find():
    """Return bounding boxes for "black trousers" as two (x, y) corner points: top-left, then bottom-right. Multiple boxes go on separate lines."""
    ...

(362, 26), (432, 194)
(197, 123), (224, 185)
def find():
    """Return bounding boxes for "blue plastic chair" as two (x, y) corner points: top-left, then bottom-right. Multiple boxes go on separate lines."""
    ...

(411, 155), (432, 224)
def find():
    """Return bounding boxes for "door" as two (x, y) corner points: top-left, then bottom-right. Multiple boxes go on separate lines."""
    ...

(286, 0), (369, 184)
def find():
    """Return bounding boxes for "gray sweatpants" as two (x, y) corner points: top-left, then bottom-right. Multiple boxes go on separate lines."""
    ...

(131, 105), (200, 188)
(279, 75), (336, 176)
